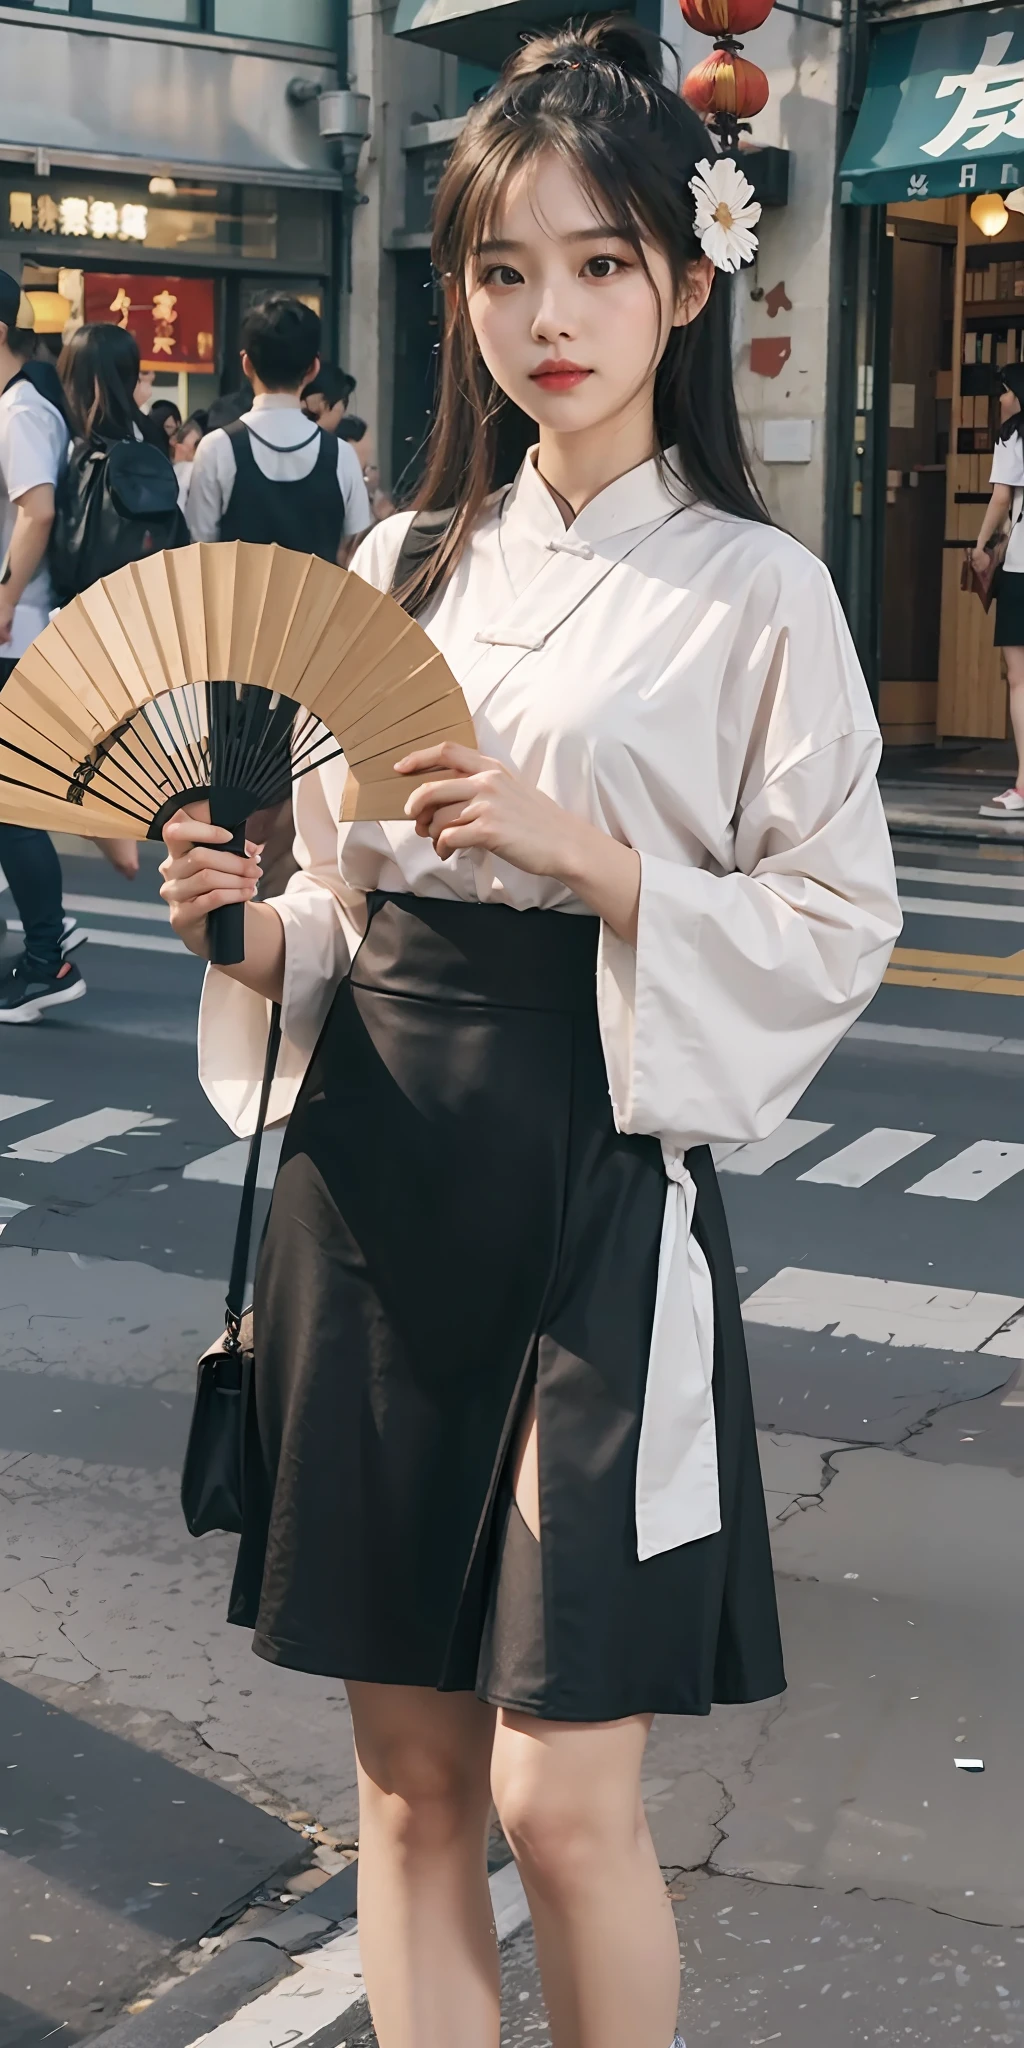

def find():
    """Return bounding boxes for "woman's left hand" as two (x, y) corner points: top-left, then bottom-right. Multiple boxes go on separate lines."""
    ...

(398, 742), (581, 879)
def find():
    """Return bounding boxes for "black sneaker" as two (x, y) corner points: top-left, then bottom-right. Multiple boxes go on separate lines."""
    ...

(0, 954), (87, 1023)
(61, 915), (88, 955)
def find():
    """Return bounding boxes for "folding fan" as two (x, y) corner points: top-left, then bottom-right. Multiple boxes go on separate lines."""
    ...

(0, 541), (475, 964)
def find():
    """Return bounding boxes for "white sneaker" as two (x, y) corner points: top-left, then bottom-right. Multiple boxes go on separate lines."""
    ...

(980, 787), (1024, 816)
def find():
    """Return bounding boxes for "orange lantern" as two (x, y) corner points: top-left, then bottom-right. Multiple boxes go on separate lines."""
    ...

(679, 0), (776, 33)
(683, 48), (770, 120)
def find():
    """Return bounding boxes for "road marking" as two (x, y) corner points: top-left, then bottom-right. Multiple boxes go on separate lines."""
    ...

(741, 1268), (1024, 1351)
(906, 1140), (1024, 1203)
(0, 1196), (27, 1237)
(899, 895), (1024, 924)
(718, 1119), (832, 1177)
(895, 865), (1024, 894)
(798, 1126), (934, 1188)
(0, 1095), (49, 1125)
(62, 893), (171, 923)
(4, 918), (184, 955)
(184, 1865), (529, 2048)
(183, 1127), (285, 1189)
(3, 1109), (172, 1163)
(847, 1022), (1024, 1055)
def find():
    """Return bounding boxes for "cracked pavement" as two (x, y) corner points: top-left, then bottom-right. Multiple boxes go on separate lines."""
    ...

(3, 846), (1024, 2042)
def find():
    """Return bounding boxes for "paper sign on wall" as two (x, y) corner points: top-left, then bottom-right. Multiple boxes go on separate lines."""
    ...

(890, 382), (916, 431)
(762, 418), (813, 464)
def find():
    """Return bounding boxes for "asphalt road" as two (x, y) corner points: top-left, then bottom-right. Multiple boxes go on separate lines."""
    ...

(2, 834), (1024, 2046)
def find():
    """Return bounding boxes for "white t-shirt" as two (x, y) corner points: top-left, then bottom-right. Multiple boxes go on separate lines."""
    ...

(186, 392), (371, 545)
(990, 432), (1024, 573)
(0, 376), (69, 658)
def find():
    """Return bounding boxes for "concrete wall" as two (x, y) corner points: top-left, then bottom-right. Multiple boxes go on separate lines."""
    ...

(662, 2), (843, 555)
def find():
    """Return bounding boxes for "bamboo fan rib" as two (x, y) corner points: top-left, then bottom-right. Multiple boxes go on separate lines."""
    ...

(0, 541), (475, 965)
(0, 541), (475, 842)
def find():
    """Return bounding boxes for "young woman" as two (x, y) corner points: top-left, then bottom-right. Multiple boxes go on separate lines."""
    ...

(160, 24), (900, 2047)
(973, 364), (1024, 816)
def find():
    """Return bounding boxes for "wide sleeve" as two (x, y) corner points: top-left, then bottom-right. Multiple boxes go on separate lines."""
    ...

(597, 557), (901, 1154)
(196, 513), (414, 1134)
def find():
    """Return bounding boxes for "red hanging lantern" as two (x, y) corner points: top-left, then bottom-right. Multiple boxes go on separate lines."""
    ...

(682, 48), (770, 121)
(679, 0), (776, 33)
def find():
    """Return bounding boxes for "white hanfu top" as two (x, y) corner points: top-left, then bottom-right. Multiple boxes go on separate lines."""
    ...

(197, 449), (901, 1560)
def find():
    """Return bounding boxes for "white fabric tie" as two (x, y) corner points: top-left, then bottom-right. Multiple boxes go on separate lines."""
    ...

(546, 536), (594, 558)
(634, 1149), (720, 1560)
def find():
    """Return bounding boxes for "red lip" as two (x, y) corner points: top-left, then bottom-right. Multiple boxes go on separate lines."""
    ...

(530, 360), (591, 390)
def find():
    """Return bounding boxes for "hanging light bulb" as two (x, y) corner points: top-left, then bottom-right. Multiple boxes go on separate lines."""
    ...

(1005, 187), (1024, 217)
(971, 192), (1010, 237)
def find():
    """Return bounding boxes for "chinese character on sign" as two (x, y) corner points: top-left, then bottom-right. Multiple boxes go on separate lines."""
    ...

(8, 192), (32, 231)
(88, 199), (121, 241)
(151, 288), (178, 355)
(923, 31), (1024, 158)
(59, 196), (89, 237)
(36, 195), (59, 234)
(109, 287), (132, 329)
(119, 203), (148, 242)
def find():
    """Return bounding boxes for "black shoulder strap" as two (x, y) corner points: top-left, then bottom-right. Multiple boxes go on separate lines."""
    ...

(314, 425), (339, 479)
(390, 508), (453, 601)
(224, 1002), (282, 1346)
(224, 416), (259, 484)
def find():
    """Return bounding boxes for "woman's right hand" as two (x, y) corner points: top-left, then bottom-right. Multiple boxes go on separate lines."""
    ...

(971, 544), (992, 576)
(159, 802), (263, 958)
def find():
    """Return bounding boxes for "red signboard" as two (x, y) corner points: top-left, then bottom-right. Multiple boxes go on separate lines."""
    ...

(82, 273), (215, 374)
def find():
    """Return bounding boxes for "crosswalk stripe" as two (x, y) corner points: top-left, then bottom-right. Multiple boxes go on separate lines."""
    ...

(895, 865), (1024, 894)
(718, 1118), (832, 1177)
(3, 1109), (172, 1163)
(0, 1095), (49, 1125)
(0, 1195), (27, 1236)
(899, 895), (1024, 924)
(741, 1267), (1024, 1351)
(183, 1127), (285, 1189)
(5, 918), (183, 955)
(906, 1140), (1024, 1203)
(62, 893), (171, 923)
(798, 1126), (934, 1188)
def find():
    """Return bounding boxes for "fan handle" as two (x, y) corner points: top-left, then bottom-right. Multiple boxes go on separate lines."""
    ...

(207, 815), (247, 967)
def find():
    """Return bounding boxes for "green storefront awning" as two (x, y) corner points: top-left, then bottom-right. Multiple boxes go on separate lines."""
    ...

(842, 6), (1024, 205)
(391, 0), (658, 68)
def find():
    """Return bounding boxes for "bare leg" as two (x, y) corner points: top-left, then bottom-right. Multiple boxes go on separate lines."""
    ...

(489, 1416), (679, 2048)
(347, 1681), (499, 2048)
(1005, 645), (1024, 788)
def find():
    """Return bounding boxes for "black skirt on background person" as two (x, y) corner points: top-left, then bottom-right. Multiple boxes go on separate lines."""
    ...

(229, 892), (785, 1722)
(994, 568), (1024, 646)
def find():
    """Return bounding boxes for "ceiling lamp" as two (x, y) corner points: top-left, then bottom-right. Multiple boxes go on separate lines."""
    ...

(1004, 187), (1024, 217)
(970, 192), (1010, 237)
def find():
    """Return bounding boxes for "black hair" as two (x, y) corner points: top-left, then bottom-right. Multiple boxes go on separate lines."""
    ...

(58, 322), (149, 443)
(399, 16), (767, 614)
(7, 327), (36, 359)
(241, 293), (321, 390)
(336, 414), (367, 443)
(302, 364), (356, 409)
(997, 364), (1024, 441)
(149, 397), (182, 443)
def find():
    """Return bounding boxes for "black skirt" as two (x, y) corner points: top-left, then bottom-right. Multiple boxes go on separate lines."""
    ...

(230, 893), (785, 1721)
(995, 568), (1024, 647)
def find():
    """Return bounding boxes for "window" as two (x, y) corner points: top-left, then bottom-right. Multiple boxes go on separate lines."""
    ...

(91, 0), (201, 17)
(214, 0), (333, 44)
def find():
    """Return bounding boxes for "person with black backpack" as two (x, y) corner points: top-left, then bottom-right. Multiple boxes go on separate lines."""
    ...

(54, 322), (189, 601)
(0, 271), (88, 1022)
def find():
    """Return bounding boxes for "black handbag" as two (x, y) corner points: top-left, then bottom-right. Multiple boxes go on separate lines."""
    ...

(180, 1003), (282, 1538)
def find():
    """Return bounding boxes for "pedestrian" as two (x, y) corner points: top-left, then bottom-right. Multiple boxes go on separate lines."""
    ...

(148, 396), (182, 452)
(170, 411), (206, 513)
(54, 322), (188, 881)
(187, 295), (371, 889)
(187, 298), (370, 558)
(160, 24), (900, 2048)
(300, 363), (356, 434)
(973, 364), (1024, 817)
(0, 270), (86, 1021)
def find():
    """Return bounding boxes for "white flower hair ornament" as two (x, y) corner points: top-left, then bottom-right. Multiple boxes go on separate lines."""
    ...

(689, 157), (761, 275)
